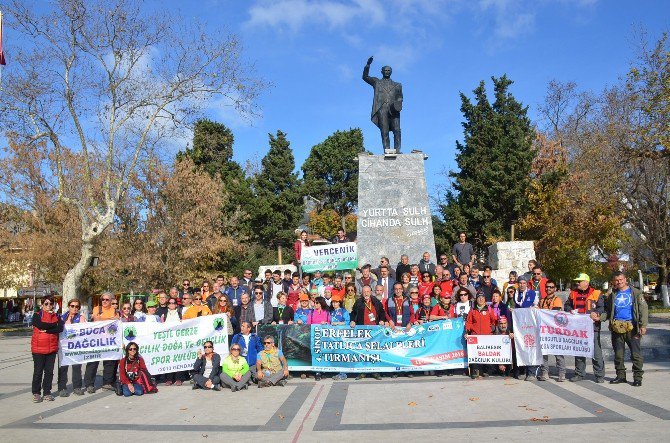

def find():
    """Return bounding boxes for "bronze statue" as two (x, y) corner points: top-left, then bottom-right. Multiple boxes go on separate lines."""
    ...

(362, 56), (403, 153)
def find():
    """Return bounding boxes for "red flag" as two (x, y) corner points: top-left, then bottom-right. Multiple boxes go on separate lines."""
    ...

(0, 11), (7, 66)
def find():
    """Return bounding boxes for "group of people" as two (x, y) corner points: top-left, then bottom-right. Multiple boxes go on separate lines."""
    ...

(29, 232), (649, 402)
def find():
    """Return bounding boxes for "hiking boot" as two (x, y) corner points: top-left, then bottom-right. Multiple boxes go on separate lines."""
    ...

(58, 390), (70, 397)
(632, 380), (642, 387)
(101, 384), (114, 391)
(569, 375), (584, 382)
(372, 373), (382, 380)
(557, 376), (565, 383)
(86, 386), (96, 394)
(610, 377), (627, 384)
(355, 374), (366, 380)
(32, 394), (42, 403)
(315, 373), (322, 381)
(595, 378), (605, 384)
(536, 376), (548, 381)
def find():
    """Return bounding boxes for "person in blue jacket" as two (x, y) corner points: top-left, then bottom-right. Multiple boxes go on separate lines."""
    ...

(230, 321), (263, 381)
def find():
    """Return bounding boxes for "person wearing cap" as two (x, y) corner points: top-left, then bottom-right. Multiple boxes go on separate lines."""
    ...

(294, 293), (313, 325)
(538, 280), (566, 382)
(494, 315), (515, 377)
(465, 293), (498, 378)
(143, 300), (161, 322)
(564, 273), (605, 383)
(330, 293), (350, 381)
(512, 276), (538, 308)
(603, 271), (648, 387)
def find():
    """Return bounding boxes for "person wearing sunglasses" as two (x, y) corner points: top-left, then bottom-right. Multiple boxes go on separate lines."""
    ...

(163, 297), (187, 386)
(119, 302), (134, 323)
(193, 341), (222, 391)
(119, 342), (155, 396)
(212, 295), (236, 343)
(251, 286), (273, 327)
(221, 343), (251, 391)
(529, 265), (548, 300)
(183, 292), (212, 319)
(31, 296), (64, 403)
(256, 336), (289, 388)
(57, 298), (86, 397)
(132, 299), (147, 321)
(84, 292), (120, 394)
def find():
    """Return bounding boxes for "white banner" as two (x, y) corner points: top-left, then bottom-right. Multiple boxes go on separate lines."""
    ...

(300, 242), (358, 272)
(59, 320), (123, 366)
(537, 310), (594, 358)
(466, 335), (512, 364)
(512, 308), (543, 366)
(126, 314), (229, 374)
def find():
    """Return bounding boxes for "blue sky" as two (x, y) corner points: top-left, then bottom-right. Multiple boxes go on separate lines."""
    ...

(5, 0), (670, 207)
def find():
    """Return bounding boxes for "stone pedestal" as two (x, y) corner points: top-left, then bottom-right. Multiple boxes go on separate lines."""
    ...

(488, 241), (536, 283)
(356, 153), (436, 268)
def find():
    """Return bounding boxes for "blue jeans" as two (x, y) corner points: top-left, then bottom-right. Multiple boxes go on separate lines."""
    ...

(122, 383), (144, 397)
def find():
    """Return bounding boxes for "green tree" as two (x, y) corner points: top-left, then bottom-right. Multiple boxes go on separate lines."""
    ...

(250, 130), (304, 246)
(437, 76), (536, 253)
(177, 119), (253, 237)
(302, 129), (365, 218)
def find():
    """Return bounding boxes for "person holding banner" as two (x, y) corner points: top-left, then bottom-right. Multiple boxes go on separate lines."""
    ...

(604, 271), (648, 387)
(192, 341), (223, 391)
(538, 281), (566, 382)
(84, 292), (119, 394)
(163, 298), (186, 386)
(494, 316), (515, 377)
(57, 298), (86, 397)
(182, 293), (213, 319)
(565, 273), (605, 383)
(256, 336), (289, 388)
(31, 296), (64, 403)
(465, 294), (497, 378)
(411, 294), (433, 325)
(490, 289), (510, 324)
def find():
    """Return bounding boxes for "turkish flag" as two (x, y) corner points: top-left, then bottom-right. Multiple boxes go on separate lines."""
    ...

(0, 12), (7, 65)
(466, 336), (478, 345)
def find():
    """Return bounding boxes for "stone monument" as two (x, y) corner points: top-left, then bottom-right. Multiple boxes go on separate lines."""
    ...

(487, 241), (536, 284)
(356, 153), (436, 267)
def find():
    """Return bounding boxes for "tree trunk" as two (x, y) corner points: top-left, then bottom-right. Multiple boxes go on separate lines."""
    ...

(62, 240), (95, 306)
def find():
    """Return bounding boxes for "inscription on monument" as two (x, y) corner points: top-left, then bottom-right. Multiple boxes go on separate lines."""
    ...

(356, 153), (436, 267)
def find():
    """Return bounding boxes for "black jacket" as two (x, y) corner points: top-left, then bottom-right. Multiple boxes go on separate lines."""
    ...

(193, 353), (222, 379)
(350, 297), (387, 325)
(396, 263), (411, 279)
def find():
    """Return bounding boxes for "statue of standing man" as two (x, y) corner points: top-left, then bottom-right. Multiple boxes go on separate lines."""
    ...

(363, 56), (403, 153)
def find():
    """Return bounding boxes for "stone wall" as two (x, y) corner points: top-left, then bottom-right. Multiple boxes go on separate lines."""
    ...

(488, 241), (536, 283)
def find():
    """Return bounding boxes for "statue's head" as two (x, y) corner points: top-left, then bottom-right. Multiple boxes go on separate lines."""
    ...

(381, 66), (392, 78)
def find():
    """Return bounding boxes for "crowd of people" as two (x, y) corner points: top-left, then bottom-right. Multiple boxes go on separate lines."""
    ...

(29, 232), (649, 403)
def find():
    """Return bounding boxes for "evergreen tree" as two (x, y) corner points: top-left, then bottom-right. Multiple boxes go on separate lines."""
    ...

(301, 128), (365, 218)
(250, 130), (304, 246)
(177, 119), (254, 237)
(437, 76), (536, 253)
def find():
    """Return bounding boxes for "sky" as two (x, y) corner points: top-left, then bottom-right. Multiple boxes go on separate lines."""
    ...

(4, 0), (670, 208)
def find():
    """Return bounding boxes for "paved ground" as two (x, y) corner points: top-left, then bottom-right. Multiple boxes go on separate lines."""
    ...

(1, 335), (669, 442)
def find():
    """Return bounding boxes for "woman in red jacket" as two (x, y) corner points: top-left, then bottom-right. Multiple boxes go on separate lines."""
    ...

(465, 294), (497, 379)
(119, 342), (155, 396)
(31, 296), (63, 403)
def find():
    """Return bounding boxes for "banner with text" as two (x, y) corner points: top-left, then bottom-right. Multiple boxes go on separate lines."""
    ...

(59, 320), (123, 366)
(127, 315), (229, 374)
(466, 335), (512, 364)
(512, 308), (543, 366)
(537, 310), (594, 358)
(311, 319), (467, 372)
(300, 242), (358, 272)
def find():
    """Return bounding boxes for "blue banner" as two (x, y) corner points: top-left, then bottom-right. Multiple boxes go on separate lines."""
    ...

(310, 319), (467, 372)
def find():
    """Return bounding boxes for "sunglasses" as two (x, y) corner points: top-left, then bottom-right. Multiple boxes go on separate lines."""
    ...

(459, 293), (469, 296)
(101, 298), (110, 301)
(43, 301), (53, 306)
(254, 291), (264, 295)
(230, 348), (241, 351)
(533, 272), (542, 275)
(410, 292), (419, 295)
(134, 301), (143, 304)
(203, 345), (213, 349)
(122, 307), (131, 310)
(219, 299), (227, 303)
(194, 297), (202, 301)
(128, 348), (138, 351)
(546, 285), (556, 289)
(168, 301), (177, 305)
(264, 341), (273, 345)
(69, 304), (80, 308)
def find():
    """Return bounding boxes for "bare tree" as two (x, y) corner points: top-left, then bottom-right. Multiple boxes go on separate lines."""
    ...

(0, 0), (263, 303)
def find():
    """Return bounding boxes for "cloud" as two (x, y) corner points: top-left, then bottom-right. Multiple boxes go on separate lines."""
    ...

(246, 0), (385, 32)
(478, 0), (536, 40)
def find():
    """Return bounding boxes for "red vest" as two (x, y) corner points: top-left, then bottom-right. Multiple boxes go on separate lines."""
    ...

(31, 310), (60, 354)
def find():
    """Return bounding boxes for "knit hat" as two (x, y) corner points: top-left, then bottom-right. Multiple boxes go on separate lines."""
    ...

(299, 293), (310, 301)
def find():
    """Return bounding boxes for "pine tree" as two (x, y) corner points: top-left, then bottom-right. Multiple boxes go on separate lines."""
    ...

(301, 128), (365, 218)
(250, 130), (304, 246)
(437, 76), (536, 253)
